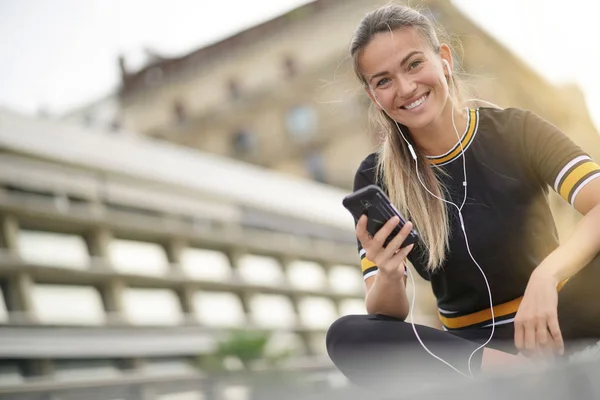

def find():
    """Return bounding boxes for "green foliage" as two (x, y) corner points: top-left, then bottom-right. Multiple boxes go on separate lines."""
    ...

(198, 329), (293, 373)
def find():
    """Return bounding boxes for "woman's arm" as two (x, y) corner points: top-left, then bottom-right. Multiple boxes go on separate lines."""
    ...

(365, 266), (409, 319)
(536, 179), (600, 282)
(356, 215), (413, 320)
(515, 179), (600, 355)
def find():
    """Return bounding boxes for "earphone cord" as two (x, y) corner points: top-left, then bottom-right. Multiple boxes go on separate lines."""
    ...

(410, 158), (496, 378)
(388, 79), (496, 378)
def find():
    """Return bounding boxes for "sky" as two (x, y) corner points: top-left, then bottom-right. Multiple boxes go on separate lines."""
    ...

(0, 0), (599, 130)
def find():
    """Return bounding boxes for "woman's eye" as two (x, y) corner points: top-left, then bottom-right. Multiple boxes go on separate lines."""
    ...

(376, 78), (390, 87)
(409, 60), (422, 70)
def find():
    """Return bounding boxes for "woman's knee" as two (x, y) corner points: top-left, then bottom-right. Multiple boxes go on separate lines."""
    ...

(326, 314), (390, 384)
(326, 314), (407, 362)
(326, 314), (420, 386)
(326, 314), (365, 360)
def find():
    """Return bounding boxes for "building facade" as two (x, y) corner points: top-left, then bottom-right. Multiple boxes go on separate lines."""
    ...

(101, 0), (600, 240)
(110, 0), (599, 184)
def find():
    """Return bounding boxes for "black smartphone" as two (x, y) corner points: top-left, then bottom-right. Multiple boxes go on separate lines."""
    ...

(342, 184), (419, 248)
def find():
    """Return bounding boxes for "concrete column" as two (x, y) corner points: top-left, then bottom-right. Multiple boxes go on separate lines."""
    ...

(166, 238), (186, 265)
(177, 285), (197, 324)
(86, 227), (112, 265)
(102, 279), (126, 325)
(1, 216), (34, 323)
(8, 273), (34, 323)
(0, 214), (19, 252)
(86, 228), (128, 324)
(226, 246), (251, 315)
(166, 238), (197, 323)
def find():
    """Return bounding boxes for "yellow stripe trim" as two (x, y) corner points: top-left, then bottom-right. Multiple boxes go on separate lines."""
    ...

(439, 279), (569, 329)
(559, 161), (600, 202)
(430, 109), (477, 165)
(361, 257), (376, 273)
(557, 279), (568, 291)
(439, 297), (522, 329)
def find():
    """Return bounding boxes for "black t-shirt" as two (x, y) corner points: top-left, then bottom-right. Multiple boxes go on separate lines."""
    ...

(355, 107), (600, 330)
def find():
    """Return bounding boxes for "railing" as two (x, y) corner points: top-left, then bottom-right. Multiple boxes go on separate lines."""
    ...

(0, 110), (373, 399)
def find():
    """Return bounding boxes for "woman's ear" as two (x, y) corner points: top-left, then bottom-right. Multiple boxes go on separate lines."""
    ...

(439, 44), (453, 75)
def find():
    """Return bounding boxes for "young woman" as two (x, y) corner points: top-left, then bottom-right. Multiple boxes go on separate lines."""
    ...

(326, 4), (600, 385)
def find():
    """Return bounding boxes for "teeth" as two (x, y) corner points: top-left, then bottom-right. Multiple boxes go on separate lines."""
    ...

(404, 94), (427, 110)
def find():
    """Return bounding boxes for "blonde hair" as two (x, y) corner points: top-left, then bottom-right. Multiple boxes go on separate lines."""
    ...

(350, 4), (470, 271)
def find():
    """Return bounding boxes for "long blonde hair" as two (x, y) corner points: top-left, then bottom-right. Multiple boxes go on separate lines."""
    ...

(350, 4), (470, 271)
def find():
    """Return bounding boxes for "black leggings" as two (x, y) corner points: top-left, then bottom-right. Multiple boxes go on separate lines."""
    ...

(326, 255), (600, 387)
(326, 314), (499, 387)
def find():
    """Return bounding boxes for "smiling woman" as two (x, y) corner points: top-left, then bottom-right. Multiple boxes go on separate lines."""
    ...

(326, 2), (600, 388)
(352, 5), (469, 272)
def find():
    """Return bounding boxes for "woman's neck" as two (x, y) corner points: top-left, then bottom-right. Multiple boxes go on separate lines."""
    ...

(410, 104), (468, 157)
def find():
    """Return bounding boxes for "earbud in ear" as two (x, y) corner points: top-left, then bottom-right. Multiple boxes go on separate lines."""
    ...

(443, 59), (452, 78)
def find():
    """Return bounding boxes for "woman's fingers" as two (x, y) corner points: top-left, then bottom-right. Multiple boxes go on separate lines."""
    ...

(372, 216), (401, 248)
(356, 215), (415, 276)
(535, 318), (549, 352)
(514, 320), (525, 353)
(355, 214), (371, 245)
(547, 316), (564, 355)
(380, 220), (414, 260)
(388, 243), (414, 267)
(524, 321), (537, 353)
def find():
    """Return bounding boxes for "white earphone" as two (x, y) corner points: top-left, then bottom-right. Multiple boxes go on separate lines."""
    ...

(443, 59), (452, 78)
(368, 59), (495, 378)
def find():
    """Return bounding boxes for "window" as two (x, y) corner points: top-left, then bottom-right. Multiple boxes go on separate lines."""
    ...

(249, 294), (296, 329)
(122, 288), (183, 326)
(328, 265), (363, 294)
(304, 150), (327, 183)
(228, 79), (241, 100)
(285, 105), (318, 141)
(231, 129), (258, 157)
(17, 230), (90, 270)
(31, 284), (105, 325)
(108, 239), (170, 276)
(237, 254), (285, 286)
(286, 260), (327, 290)
(283, 55), (297, 79)
(180, 248), (231, 281)
(298, 297), (338, 329)
(193, 292), (245, 327)
(173, 99), (187, 125)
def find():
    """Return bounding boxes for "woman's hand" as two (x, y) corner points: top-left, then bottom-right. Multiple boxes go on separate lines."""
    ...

(514, 269), (564, 357)
(356, 215), (415, 278)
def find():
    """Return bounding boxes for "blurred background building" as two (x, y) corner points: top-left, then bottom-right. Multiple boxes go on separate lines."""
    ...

(65, 0), (600, 236)
(0, 108), (365, 399)
(2, 0), (600, 399)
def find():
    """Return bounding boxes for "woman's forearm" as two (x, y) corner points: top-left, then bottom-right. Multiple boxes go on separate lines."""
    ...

(365, 269), (409, 320)
(537, 204), (600, 282)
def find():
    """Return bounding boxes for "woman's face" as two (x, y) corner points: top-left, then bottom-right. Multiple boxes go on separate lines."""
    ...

(358, 27), (452, 131)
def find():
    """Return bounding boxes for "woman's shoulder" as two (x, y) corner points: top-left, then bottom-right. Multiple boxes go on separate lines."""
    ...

(477, 106), (551, 132)
(358, 152), (378, 171)
(354, 152), (380, 190)
(477, 106), (529, 123)
(476, 107), (536, 145)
